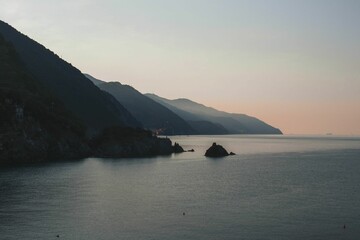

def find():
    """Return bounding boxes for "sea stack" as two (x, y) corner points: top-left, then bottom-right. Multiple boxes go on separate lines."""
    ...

(173, 142), (185, 153)
(205, 143), (234, 157)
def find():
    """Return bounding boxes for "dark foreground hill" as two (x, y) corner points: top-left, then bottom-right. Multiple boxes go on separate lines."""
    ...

(146, 94), (282, 134)
(85, 74), (195, 135)
(0, 34), (90, 164)
(0, 20), (140, 133)
(0, 22), (181, 165)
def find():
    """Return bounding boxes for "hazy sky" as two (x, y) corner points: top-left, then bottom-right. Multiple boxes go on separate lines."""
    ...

(1, 0), (359, 134)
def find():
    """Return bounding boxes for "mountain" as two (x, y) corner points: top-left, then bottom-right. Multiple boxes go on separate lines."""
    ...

(0, 33), (90, 164)
(0, 21), (183, 165)
(0, 20), (140, 133)
(85, 74), (195, 135)
(145, 94), (282, 134)
(84, 74), (106, 86)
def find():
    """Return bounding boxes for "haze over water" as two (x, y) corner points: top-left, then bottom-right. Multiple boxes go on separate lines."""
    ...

(1, 135), (359, 240)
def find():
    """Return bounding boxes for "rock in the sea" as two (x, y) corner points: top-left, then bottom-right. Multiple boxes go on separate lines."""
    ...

(205, 142), (232, 157)
(173, 142), (185, 153)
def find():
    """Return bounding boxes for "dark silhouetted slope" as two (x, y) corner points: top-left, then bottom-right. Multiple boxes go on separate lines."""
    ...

(0, 34), (89, 164)
(85, 74), (195, 135)
(146, 94), (282, 134)
(0, 20), (140, 133)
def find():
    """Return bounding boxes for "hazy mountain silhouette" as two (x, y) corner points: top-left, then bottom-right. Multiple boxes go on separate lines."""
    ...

(187, 120), (228, 135)
(146, 94), (282, 134)
(86, 75), (228, 135)
(85, 74), (195, 135)
(0, 20), (140, 133)
(84, 74), (105, 86)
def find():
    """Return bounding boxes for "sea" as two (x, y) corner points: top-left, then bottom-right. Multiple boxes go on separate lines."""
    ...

(0, 135), (360, 240)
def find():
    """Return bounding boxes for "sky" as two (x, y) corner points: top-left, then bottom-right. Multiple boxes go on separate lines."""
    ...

(1, 0), (360, 135)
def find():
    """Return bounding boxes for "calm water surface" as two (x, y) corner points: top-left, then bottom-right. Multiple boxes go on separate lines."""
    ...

(1, 135), (360, 240)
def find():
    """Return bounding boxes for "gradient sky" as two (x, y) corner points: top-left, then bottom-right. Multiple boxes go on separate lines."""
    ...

(1, 0), (359, 135)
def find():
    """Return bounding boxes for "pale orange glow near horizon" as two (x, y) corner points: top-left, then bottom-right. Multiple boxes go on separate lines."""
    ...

(208, 100), (360, 135)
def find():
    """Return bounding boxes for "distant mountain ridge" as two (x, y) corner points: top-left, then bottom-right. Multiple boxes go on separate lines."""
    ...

(145, 94), (282, 134)
(85, 74), (195, 135)
(84, 73), (281, 135)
